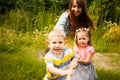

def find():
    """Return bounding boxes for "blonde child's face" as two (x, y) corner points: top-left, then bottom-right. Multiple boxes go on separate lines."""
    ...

(76, 31), (89, 48)
(48, 36), (66, 55)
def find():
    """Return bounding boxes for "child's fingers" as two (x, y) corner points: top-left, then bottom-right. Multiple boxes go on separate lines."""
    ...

(66, 75), (72, 80)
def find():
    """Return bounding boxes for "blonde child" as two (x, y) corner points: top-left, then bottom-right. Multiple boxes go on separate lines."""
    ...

(43, 29), (77, 80)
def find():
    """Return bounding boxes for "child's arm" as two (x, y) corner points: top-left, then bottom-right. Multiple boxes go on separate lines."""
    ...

(70, 57), (79, 69)
(69, 51), (80, 69)
(78, 52), (94, 64)
(47, 66), (72, 76)
(66, 56), (79, 80)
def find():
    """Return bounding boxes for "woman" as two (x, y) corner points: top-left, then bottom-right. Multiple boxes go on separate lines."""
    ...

(54, 0), (96, 49)
(55, 0), (96, 37)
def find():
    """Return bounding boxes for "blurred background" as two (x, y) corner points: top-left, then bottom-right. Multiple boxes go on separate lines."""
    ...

(0, 0), (120, 80)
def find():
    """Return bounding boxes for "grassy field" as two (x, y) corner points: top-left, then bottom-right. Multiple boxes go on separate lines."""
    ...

(1, 49), (120, 80)
(0, 52), (46, 80)
(0, 28), (120, 80)
(93, 53), (120, 80)
(0, 10), (120, 80)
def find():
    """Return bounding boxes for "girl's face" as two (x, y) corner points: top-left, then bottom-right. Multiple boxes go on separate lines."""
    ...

(71, 0), (82, 16)
(76, 31), (89, 48)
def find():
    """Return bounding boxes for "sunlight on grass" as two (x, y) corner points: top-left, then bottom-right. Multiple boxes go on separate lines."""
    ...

(97, 68), (120, 80)
(0, 52), (46, 80)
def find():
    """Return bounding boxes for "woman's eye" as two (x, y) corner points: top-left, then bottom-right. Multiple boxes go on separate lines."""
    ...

(72, 5), (76, 8)
(78, 5), (82, 8)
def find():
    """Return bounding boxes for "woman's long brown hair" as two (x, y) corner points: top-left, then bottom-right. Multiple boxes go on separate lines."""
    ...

(68, 0), (95, 33)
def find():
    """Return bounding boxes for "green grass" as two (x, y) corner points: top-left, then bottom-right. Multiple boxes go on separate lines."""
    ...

(0, 27), (47, 80)
(92, 53), (120, 80)
(0, 52), (46, 80)
(0, 9), (120, 80)
(91, 26), (120, 53)
(97, 68), (120, 80)
(0, 52), (120, 80)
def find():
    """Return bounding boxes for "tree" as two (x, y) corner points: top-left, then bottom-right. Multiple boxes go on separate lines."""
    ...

(0, 0), (16, 14)
(97, 0), (120, 25)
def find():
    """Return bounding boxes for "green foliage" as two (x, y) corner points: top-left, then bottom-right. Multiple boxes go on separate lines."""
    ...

(1, 0), (120, 26)
(0, 0), (69, 15)
(0, 0), (16, 14)
(91, 21), (120, 53)
(4, 10), (32, 32)
(88, 0), (120, 26)
(0, 52), (46, 80)
(97, 68), (120, 80)
(16, 0), (45, 14)
(57, 0), (70, 10)
(0, 27), (47, 79)
(0, 25), (48, 80)
(0, 27), (47, 53)
(1, 9), (58, 32)
(103, 25), (120, 42)
(34, 11), (57, 32)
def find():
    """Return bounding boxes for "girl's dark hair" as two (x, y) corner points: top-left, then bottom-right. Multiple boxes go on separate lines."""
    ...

(68, 0), (95, 33)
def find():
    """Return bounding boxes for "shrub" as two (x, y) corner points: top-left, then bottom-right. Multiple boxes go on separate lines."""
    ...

(102, 25), (120, 42)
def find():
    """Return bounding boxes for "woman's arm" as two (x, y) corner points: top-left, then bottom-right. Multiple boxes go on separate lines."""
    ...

(54, 12), (68, 30)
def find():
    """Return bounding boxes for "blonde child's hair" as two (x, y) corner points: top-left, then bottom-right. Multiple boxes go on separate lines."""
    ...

(48, 29), (66, 40)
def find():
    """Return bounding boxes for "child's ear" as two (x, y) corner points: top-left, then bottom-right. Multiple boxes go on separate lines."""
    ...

(45, 40), (49, 46)
(65, 40), (68, 45)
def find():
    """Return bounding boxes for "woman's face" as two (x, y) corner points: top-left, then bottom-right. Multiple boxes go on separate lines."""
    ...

(71, 0), (82, 16)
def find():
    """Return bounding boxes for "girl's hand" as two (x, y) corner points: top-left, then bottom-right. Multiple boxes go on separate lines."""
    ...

(70, 62), (77, 69)
(78, 57), (82, 62)
(70, 56), (79, 69)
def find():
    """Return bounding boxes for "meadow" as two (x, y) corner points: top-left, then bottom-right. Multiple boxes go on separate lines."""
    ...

(0, 8), (120, 80)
